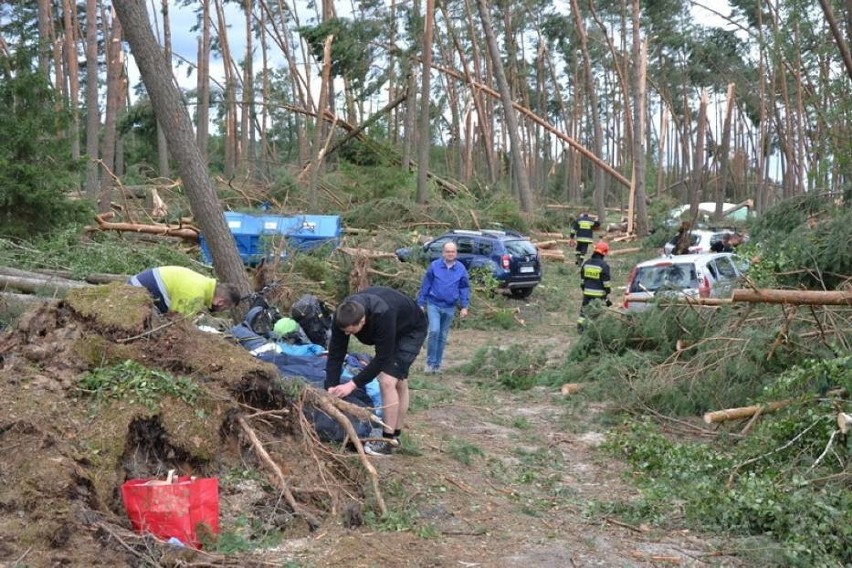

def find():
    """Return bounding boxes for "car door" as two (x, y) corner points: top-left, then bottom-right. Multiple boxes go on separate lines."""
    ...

(709, 256), (739, 297)
(453, 236), (477, 269)
(424, 236), (453, 262)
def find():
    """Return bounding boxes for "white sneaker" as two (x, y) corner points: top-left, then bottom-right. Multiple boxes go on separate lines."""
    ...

(364, 440), (396, 456)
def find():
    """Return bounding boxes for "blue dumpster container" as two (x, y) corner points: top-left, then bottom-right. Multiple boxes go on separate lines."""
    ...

(199, 212), (341, 265)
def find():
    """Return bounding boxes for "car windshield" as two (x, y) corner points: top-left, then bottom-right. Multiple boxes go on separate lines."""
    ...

(630, 264), (698, 293)
(504, 239), (537, 255)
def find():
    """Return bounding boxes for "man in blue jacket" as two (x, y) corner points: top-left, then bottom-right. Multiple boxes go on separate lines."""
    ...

(417, 242), (471, 374)
(325, 287), (427, 456)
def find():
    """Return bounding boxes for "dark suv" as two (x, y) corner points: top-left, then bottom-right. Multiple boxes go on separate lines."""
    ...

(395, 229), (542, 298)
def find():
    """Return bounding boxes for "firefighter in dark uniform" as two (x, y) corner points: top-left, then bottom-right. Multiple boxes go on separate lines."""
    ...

(569, 212), (601, 266)
(577, 241), (612, 333)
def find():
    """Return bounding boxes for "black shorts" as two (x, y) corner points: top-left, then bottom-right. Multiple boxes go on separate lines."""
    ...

(388, 323), (427, 380)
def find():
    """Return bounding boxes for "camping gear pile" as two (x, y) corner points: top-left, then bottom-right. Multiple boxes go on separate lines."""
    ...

(228, 293), (382, 442)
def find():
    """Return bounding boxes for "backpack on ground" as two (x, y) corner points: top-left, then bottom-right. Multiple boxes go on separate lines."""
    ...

(290, 294), (333, 348)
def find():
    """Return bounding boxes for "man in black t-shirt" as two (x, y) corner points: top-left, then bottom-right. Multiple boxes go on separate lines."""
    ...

(325, 287), (427, 456)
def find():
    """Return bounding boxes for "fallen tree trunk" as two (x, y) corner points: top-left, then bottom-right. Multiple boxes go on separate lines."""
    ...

(704, 400), (791, 424)
(621, 294), (731, 306)
(732, 288), (852, 306)
(0, 274), (92, 296)
(623, 288), (852, 306)
(0, 291), (60, 305)
(28, 268), (129, 284)
(85, 212), (200, 242)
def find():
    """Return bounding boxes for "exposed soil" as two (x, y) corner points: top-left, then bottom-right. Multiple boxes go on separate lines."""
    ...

(0, 286), (742, 567)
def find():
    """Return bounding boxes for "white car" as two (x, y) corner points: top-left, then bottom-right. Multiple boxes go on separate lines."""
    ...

(622, 252), (749, 312)
(662, 229), (744, 255)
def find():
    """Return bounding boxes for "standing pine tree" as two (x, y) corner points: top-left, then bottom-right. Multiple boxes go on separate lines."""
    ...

(0, 47), (91, 238)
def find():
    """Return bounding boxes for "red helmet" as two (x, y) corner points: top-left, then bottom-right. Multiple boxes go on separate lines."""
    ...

(593, 241), (610, 255)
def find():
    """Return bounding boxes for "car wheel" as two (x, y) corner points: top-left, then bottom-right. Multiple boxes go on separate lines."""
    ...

(510, 287), (533, 299)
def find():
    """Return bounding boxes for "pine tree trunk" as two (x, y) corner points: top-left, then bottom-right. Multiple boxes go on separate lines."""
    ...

(84, 0), (101, 198)
(112, 0), (250, 294)
(196, 0), (210, 165)
(37, 0), (52, 76)
(98, 7), (122, 214)
(476, 0), (532, 212)
(415, 0), (435, 204)
(157, 0), (171, 178)
(215, 0), (238, 176)
(63, 0), (81, 161)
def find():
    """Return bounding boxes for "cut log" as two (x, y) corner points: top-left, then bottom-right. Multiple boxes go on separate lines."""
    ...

(0, 291), (60, 305)
(703, 400), (791, 424)
(731, 288), (852, 306)
(623, 288), (852, 307)
(0, 274), (92, 296)
(539, 250), (566, 262)
(530, 231), (565, 239)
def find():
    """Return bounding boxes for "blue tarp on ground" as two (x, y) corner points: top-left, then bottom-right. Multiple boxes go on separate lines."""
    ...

(229, 321), (382, 443)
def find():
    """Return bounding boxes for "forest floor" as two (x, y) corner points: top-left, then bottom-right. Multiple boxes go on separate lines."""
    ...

(0, 280), (746, 568)
(293, 323), (744, 568)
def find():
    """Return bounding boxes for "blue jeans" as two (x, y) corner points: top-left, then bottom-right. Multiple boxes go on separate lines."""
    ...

(426, 303), (456, 369)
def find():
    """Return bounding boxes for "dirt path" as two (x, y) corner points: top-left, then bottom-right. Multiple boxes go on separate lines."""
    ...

(290, 327), (741, 567)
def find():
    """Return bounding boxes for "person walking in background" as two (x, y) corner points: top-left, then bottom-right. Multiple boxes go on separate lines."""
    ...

(325, 286), (427, 456)
(577, 241), (612, 333)
(128, 266), (240, 317)
(569, 211), (600, 266)
(417, 242), (470, 375)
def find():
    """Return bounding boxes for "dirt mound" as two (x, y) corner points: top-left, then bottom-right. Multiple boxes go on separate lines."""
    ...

(0, 284), (365, 566)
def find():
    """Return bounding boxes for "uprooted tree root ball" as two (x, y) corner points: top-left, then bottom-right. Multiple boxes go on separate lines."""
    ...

(0, 284), (377, 566)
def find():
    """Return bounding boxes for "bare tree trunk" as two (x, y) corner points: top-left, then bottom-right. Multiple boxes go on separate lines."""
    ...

(242, 0), (255, 176)
(690, 91), (709, 221)
(571, 0), (606, 219)
(257, 0), (310, 164)
(445, 0), (497, 183)
(475, 0), (532, 212)
(714, 83), (736, 220)
(37, 0), (52, 76)
(630, 2), (648, 236)
(215, 0), (238, 176)
(113, 0), (251, 294)
(401, 58), (417, 171)
(98, 7), (122, 213)
(415, 0), (435, 204)
(63, 0), (81, 161)
(308, 36), (333, 209)
(84, 0), (101, 198)
(258, 5), (271, 177)
(196, 0), (210, 165)
(656, 112), (668, 198)
(157, 0), (171, 178)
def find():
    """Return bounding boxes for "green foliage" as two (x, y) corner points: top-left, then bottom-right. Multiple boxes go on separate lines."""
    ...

(460, 344), (549, 391)
(561, 302), (844, 416)
(747, 196), (851, 290)
(77, 360), (201, 410)
(210, 516), (283, 554)
(603, 355), (852, 566)
(0, 48), (92, 238)
(297, 17), (383, 96)
(0, 227), (197, 277)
